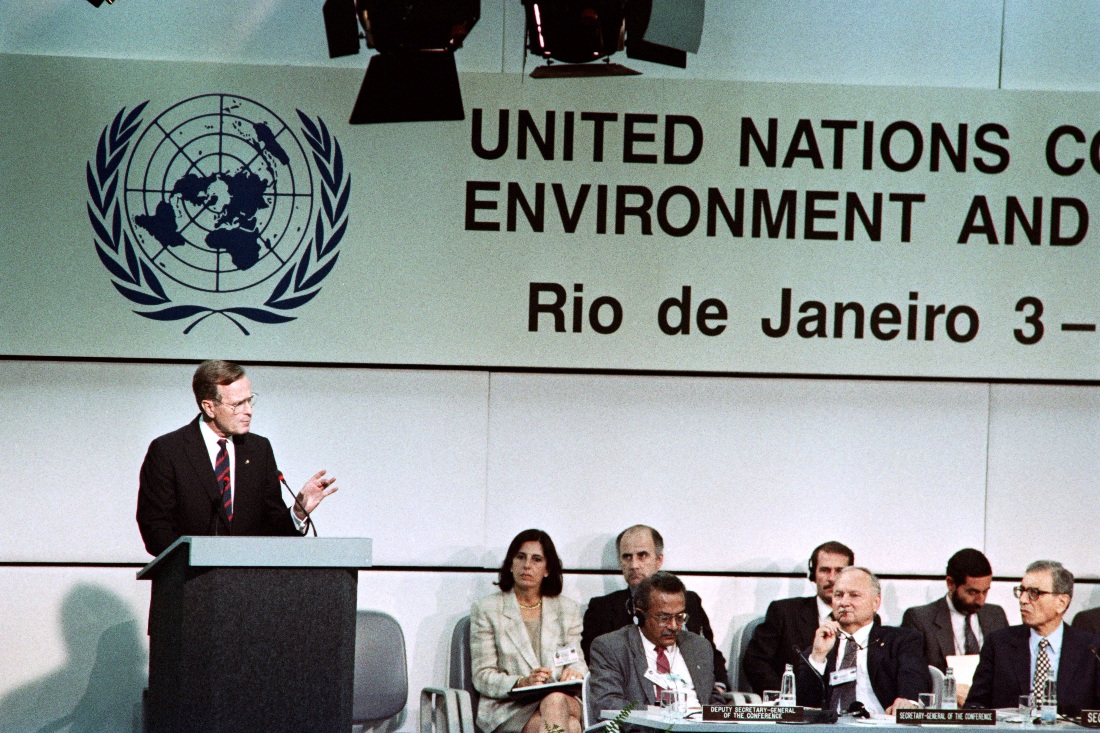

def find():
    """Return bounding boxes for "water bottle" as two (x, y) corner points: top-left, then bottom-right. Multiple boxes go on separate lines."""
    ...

(780, 663), (797, 705)
(941, 668), (958, 710)
(1040, 677), (1058, 724)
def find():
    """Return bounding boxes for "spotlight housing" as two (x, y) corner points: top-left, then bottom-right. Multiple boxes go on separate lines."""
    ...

(521, 0), (703, 78)
(323, 0), (480, 124)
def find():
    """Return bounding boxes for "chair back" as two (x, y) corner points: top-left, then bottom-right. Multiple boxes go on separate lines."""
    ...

(735, 616), (766, 692)
(928, 665), (945, 706)
(354, 610), (409, 725)
(449, 616), (480, 711)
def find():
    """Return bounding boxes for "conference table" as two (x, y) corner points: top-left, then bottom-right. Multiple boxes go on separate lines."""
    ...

(602, 707), (1091, 733)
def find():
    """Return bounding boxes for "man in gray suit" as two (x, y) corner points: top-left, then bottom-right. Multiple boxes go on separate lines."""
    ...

(901, 548), (1009, 704)
(589, 572), (725, 712)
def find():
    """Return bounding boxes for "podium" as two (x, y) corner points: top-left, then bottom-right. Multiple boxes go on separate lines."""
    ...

(137, 536), (373, 733)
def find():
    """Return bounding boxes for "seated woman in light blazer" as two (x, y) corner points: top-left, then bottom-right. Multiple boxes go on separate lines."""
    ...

(471, 529), (587, 733)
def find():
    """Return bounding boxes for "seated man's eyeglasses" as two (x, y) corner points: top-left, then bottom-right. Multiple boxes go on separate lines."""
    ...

(652, 612), (689, 625)
(1013, 586), (1056, 601)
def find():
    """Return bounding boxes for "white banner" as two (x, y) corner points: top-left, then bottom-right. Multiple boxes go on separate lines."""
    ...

(1, 54), (1098, 379)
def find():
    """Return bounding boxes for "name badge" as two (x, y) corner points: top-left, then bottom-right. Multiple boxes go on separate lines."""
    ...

(554, 645), (580, 667)
(830, 667), (858, 686)
(644, 669), (668, 686)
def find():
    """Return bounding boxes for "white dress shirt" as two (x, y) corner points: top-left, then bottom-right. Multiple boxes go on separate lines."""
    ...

(817, 597), (833, 626)
(198, 419), (305, 531)
(1029, 621), (1064, 681)
(639, 628), (700, 707)
(810, 621), (886, 715)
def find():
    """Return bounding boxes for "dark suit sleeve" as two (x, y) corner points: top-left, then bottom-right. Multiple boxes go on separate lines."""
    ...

(742, 601), (785, 694)
(795, 647), (828, 708)
(251, 437), (300, 537)
(894, 627), (933, 701)
(964, 632), (998, 709)
(686, 592), (731, 688)
(136, 435), (184, 557)
(900, 606), (934, 669)
(582, 596), (615, 664)
(589, 635), (639, 712)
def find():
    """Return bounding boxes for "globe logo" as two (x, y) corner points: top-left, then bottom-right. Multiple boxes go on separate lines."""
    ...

(88, 95), (349, 333)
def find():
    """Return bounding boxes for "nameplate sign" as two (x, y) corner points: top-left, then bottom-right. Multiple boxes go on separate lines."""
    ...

(703, 705), (804, 723)
(1079, 710), (1100, 728)
(896, 709), (997, 725)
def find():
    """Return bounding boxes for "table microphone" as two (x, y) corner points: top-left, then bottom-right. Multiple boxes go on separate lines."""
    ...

(791, 645), (839, 723)
(279, 473), (318, 537)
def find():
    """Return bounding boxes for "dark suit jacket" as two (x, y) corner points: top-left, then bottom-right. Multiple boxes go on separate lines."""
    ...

(901, 597), (1010, 671)
(582, 588), (730, 687)
(136, 417), (300, 556)
(1073, 608), (1100, 636)
(589, 625), (725, 712)
(743, 595), (821, 693)
(966, 623), (1100, 715)
(796, 621), (930, 710)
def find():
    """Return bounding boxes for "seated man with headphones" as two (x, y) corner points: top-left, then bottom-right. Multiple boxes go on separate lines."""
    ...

(742, 541), (855, 693)
(589, 572), (727, 712)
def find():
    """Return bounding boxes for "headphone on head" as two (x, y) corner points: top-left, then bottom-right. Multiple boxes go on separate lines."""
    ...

(627, 596), (646, 625)
(808, 553), (817, 582)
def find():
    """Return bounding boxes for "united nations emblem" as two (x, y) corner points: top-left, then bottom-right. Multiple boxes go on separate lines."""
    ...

(87, 94), (349, 333)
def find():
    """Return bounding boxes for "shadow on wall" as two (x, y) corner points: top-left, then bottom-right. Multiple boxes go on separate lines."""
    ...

(0, 584), (147, 733)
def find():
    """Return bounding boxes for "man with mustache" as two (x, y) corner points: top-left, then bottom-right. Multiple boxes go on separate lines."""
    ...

(589, 572), (726, 712)
(581, 525), (729, 692)
(743, 541), (854, 693)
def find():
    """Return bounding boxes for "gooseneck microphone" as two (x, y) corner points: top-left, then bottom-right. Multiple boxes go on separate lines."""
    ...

(280, 473), (318, 537)
(792, 645), (840, 724)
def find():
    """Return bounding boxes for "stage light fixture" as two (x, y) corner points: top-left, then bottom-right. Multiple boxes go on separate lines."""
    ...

(323, 0), (479, 124)
(521, 0), (703, 78)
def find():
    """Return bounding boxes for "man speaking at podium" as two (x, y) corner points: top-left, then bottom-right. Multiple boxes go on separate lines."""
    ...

(137, 360), (338, 557)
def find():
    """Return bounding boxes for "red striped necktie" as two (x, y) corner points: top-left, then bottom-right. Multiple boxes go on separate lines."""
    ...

(215, 439), (233, 523)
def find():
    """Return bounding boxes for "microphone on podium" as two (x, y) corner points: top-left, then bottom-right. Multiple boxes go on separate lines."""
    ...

(280, 472), (318, 537)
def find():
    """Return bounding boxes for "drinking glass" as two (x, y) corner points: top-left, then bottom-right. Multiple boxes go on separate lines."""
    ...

(919, 693), (937, 709)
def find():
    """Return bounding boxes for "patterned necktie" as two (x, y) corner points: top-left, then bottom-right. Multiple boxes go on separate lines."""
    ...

(1033, 638), (1052, 702)
(215, 439), (233, 523)
(963, 614), (980, 655)
(828, 634), (859, 713)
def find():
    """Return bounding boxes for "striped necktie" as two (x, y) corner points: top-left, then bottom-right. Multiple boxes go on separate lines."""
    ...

(215, 439), (233, 523)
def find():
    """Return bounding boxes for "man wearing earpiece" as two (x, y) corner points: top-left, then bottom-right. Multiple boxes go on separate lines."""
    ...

(743, 541), (855, 693)
(796, 567), (929, 715)
(589, 572), (727, 713)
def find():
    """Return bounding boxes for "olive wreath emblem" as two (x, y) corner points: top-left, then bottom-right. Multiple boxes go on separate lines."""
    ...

(87, 101), (349, 334)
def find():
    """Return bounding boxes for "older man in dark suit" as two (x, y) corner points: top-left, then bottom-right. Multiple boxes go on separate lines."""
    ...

(967, 561), (1100, 716)
(797, 567), (929, 715)
(743, 541), (855, 693)
(137, 360), (337, 556)
(589, 572), (726, 712)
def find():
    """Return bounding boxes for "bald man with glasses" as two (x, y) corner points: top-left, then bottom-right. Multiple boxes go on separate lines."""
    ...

(137, 360), (337, 556)
(967, 561), (1100, 715)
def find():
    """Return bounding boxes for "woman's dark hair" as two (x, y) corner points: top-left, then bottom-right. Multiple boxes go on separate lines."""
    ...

(496, 529), (564, 596)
